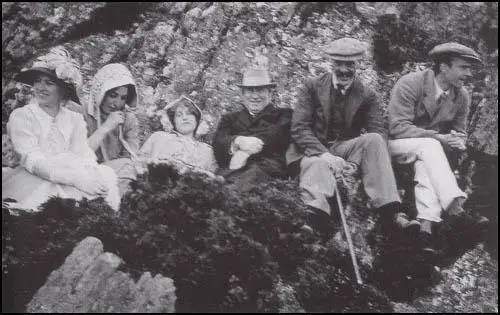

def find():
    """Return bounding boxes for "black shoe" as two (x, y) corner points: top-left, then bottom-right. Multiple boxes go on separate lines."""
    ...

(443, 209), (468, 232)
(467, 213), (490, 238)
(470, 212), (490, 227)
(300, 223), (314, 235)
(394, 212), (421, 237)
(419, 231), (438, 261)
(305, 207), (333, 240)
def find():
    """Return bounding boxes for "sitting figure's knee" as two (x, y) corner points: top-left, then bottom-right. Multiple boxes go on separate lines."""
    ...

(363, 132), (384, 144)
(301, 156), (331, 173)
(418, 138), (443, 151)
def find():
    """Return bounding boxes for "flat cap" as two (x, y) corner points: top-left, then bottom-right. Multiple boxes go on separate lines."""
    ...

(429, 42), (481, 63)
(322, 37), (366, 61)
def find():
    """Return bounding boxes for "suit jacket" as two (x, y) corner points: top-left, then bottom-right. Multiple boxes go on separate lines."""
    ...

(213, 104), (293, 175)
(286, 72), (386, 165)
(388, 69), (469, 139)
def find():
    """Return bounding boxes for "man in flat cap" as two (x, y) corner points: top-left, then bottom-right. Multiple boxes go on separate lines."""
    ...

(388, 42), (489, 255)
(213, 67), (292, 189)
(287, 37), (417, 237)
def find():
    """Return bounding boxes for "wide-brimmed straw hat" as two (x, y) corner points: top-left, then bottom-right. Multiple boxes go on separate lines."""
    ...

(14, 46), (83, 104)
(236, 68), (276, 88)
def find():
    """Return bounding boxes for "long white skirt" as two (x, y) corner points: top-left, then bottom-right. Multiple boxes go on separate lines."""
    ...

(2, 165), (120, 212)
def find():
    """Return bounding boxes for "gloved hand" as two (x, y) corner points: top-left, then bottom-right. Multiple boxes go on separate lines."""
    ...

(234, 136), (264, 154)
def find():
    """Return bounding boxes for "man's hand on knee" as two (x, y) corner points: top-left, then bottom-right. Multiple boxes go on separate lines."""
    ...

(448, 131), (466, 151)
(319, 152), (347, 176)
(434, 133), (453, 147)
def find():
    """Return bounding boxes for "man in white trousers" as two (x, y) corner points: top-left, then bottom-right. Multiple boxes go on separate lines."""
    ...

(388, 42), (490, 256)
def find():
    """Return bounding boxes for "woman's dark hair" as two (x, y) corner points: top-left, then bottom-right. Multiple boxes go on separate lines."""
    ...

(3, 88), (19, 102)
(103, 84), (136, 106)
(166, 99), (201, 134)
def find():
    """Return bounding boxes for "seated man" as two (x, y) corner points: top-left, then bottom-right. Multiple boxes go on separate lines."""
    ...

(213, 67), (292, 190)
(287, 37), (418, 236)
(388, 42), (489, 255)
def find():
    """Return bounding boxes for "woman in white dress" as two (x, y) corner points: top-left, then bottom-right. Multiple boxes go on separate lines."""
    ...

(139, 96), (218, 175)
(2, 47), (120, 211)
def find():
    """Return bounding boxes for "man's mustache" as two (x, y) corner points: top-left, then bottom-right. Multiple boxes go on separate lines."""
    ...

(335, 70), (355, 77)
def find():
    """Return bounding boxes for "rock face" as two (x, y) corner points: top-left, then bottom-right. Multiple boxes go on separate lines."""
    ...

(26, 236), (176, 313)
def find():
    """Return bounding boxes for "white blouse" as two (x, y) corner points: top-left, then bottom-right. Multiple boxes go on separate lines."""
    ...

(139, 131), (218, 173)
(8, 100), (97, 175)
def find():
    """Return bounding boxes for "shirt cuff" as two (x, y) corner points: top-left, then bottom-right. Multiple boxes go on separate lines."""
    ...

(229, 137), (239, 155)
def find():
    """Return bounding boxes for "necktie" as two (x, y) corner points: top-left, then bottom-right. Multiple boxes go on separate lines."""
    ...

(437, 91), (448, 106)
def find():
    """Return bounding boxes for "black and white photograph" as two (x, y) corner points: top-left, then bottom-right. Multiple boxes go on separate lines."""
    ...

(2, 2), (498, 313)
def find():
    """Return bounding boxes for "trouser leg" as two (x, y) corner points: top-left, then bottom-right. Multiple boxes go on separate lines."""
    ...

(298, 156), (336, 215)
(389, 138), (467, 220)
(330, 133), (401, 208)
(414, 160), (442, 222)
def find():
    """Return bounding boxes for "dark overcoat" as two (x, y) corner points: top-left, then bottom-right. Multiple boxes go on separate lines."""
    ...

(213, 104), (293, 183)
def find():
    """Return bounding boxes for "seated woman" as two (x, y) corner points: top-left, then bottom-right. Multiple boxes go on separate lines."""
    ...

(139, 95), (218, 175)
(84, 63), (140, 196)
(2, 47), (120, 211)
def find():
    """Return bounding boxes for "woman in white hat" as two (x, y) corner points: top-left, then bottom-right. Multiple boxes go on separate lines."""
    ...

(138, 95), (218, 175)
(2, 47), (120, 211)
(85, 63), (140, 196)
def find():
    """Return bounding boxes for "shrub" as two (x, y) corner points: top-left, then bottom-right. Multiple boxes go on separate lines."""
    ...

(2, 163), (392, 313)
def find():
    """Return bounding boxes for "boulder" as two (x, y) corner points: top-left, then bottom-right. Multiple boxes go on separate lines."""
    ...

(27, 237), (176, 313)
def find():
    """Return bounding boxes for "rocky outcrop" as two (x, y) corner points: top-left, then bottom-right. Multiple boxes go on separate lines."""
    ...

(27, 237), (176, 313)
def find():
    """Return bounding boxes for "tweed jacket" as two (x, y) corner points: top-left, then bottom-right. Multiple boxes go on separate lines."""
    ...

(213, 104), (292, 174)
(286, 72), (386, 165)
(388, 69), (469, 139)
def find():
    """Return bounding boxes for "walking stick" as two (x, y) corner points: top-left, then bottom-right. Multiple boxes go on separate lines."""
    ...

(334, 183), (363, 285)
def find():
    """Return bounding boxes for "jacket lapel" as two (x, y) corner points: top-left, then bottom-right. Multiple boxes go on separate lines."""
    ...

(235, 109), (253, 130)
(422, 70), (439, 119)
(344, 79), (364, 129)
(317, 73), (334, 128)
(434, 87), (458, 123)
(250, 104), (274, 125)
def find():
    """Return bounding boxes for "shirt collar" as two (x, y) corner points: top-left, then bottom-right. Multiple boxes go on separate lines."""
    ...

(26, 100), (72, 143)
(28, 100), (66, 122)
(332, 72), (354, 95)
(434, 78), (449, 101)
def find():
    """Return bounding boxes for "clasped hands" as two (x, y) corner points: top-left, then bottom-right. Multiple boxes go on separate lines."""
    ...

(319, 152), (349, 177)
(435, 130), (466, 151)
(234, 136), (264, 154)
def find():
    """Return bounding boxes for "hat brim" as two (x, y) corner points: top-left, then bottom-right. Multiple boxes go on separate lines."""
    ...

(15, 67), (59, 86)
(429, 51), (482, 64)
(328, 54), (364, 61)
(236, 83), (277, 88)
(15, 67), (80, 105)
